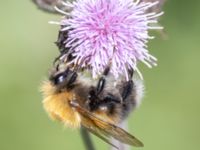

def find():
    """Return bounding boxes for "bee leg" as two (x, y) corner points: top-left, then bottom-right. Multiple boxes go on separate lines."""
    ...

(102, 94), (121, 104)
(67, 71), (78, 86)
(96, 94), (121, 115)
(121, 80), (133, 100)
(87, 82), (105, 111)
(128, 68), (134, 79)
(88, 92), (121, 114)
(96, 77), (105, 95)
(88, 66), (110, 100)
(103, 66), (110, 76)
(87, 66), (112, 111)
(96, 66), (110, 94)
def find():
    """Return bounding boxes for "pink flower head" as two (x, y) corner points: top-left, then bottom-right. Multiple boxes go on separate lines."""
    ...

(56, 0), (163, 80)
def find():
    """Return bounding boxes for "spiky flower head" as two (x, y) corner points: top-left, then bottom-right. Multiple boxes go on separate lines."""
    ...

(55, 0), (163, 80)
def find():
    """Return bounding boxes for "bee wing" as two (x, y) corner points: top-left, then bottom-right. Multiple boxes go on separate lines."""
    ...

(70, 101), (144, 147)
(85, 126), (119, 149)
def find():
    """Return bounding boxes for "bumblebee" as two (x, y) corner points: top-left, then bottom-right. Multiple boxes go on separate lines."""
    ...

(41, 58), (144, 148)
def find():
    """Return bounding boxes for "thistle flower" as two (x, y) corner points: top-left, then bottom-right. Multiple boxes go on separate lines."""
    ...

(54, 0), (163, 80)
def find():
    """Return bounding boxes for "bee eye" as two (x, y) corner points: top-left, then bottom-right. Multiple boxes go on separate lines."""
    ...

(54, 73), (67, 85)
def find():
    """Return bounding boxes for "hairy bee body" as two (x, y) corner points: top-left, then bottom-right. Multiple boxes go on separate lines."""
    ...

(42, 68), (143, 126)
(41, 65), (144, 147)
(42, 81), (81, 128)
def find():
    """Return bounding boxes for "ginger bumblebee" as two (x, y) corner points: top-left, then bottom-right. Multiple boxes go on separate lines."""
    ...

(41, 61), (144, 148)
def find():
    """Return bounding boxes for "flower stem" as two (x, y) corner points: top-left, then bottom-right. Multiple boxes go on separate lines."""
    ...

(80, 127), (96, 150)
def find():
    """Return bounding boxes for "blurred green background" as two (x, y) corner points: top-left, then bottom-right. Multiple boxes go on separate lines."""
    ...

(0, 0), (200, 150)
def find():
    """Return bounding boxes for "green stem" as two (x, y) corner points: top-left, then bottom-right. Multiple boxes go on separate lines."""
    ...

(80, 127), (96, 150)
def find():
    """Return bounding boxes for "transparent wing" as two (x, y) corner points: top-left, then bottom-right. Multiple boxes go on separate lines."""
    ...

(85, 126), (119, 149)
(70, 101), (144, 147)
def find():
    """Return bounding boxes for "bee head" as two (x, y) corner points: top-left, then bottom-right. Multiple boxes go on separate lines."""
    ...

(50, 69), (69, 85)
(49, 67), (69, 91)
(49, 67), (77, 91)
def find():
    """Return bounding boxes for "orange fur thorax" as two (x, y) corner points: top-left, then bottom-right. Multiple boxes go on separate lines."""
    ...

(41, 81), (120, 129)
(41, 81), (81, 128)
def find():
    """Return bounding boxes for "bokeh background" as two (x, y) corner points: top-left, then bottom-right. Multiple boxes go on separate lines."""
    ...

(0, 0), (200, 150)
